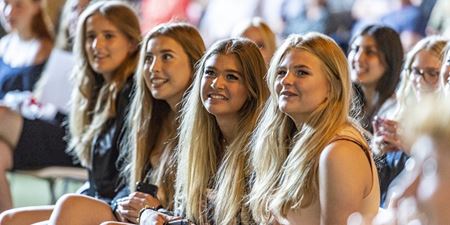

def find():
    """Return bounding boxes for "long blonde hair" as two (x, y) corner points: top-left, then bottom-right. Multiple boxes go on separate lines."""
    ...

(175, 38), (268, 225)
(67, 1), (141, 167)
(122, 22), (205, 209)
(249, 33), (359, 223)
(395, 36), (448, 120)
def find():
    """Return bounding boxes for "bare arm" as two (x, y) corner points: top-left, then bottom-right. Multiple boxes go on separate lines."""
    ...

(318, 140), (374, 225)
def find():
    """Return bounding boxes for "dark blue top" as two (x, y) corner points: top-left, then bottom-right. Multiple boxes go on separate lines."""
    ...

(83, 76), (134, 207)
(377, 150), (410, 208)
(0, 57), (46, 99)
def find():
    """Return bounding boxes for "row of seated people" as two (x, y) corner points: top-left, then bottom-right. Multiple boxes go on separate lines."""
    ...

(0, 0), (449, 224)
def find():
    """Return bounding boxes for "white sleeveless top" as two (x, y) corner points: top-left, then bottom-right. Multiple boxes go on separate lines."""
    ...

(0, 33), (41, 67)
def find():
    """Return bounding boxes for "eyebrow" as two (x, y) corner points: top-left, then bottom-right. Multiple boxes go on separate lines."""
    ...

(278, 64), (311, 70)
(159, 49), (176, 54)
(146, 49), (176, 55)
(205, 66), (242, 75)
(293, 64), (311, 70)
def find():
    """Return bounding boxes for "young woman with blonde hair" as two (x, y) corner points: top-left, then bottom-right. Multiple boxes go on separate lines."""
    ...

(372, 36), (447, 163)
(396, 36), (448, 105)
(369, 36), (447, 208)
(249, 32), (380, 225)
(0, 1), (141, 224)
(139, 38), (269, 225)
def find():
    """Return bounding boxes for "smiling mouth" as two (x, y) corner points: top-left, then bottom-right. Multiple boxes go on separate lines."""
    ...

(208, 93), (228, 100)
(280, 90), (297, 97)
(94, 55), (109, 61)
(352, 64), (368, 73)
(150, 78), (168, 88)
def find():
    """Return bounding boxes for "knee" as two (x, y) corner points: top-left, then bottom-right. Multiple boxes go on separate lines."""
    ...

(0, 141), (12, 171)
(0, 106), (14, 122)
(54, 194), (88, 210)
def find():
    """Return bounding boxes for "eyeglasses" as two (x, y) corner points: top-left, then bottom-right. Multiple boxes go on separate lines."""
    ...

(409, 67), (440, 84)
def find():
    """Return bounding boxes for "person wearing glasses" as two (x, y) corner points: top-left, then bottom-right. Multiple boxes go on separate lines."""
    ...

(404, 37), (448, 99)
(372, 36), (448, 208)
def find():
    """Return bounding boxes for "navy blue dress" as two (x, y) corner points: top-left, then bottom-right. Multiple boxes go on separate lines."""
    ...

(0, 57), (46, 99)
(81, 76), (134, 207)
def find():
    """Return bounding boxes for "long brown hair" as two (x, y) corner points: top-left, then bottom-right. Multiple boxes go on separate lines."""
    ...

(122, 22), (205, 209)
(67, 1), (141, 167)
(349, 25), (403, 131)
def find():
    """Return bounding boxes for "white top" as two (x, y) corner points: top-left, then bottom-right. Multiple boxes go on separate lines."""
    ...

(0, 33), (41, 67)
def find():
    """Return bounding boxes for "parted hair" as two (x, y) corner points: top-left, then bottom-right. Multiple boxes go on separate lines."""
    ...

(349, 25), (403, 130)
(249, 32), (362, 223)
(175, 38), (268, 225)
(67, 1), (141, 167)
(122, 22), (205, 209)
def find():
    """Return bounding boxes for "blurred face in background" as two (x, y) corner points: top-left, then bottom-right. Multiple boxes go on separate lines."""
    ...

(84, 13), (133, 80)
(410, 50), (441, 96)
(0, 0), (39, 33)
(242, 26), (273, 65)
(349, 35), (386, 89)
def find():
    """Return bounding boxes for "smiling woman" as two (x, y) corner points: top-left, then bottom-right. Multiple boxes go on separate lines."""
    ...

(20, 22), (207, 225)
(249, 32), (380, 225)
(138, 38), (268, 225)
(0, 1), (142, 224)
(201, 54), (249, 121)
(347, 25), (403, 132)
(275, 48), (329, 123)
(84, 13), (134, 81)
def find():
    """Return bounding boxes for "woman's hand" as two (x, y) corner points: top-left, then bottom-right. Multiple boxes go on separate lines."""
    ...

(372, 117), (406, 153)
(138, 209), (177, 225)
(116, 191), (161, 223)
